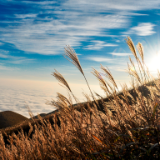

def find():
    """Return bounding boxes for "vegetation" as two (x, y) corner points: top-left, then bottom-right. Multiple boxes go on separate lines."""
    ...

(1, 37), (160, 159)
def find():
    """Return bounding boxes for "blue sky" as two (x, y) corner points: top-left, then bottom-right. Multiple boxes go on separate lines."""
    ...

(1, 0), (160, 90)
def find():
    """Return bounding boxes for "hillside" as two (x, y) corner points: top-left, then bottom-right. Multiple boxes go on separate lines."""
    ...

(0, 80), (154, 131)
(0, 111), (28, 129)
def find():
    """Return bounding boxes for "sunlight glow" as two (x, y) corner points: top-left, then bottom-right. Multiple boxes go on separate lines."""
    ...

(147, 52), (160, 73)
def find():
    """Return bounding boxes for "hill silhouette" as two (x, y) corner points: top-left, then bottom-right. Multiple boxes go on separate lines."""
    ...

(0, 111), (28, 129)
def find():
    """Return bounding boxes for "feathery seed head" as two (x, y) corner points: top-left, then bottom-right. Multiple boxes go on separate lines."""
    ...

(125, 37), (138, 60)
(57, 92), (72, 106)
(92, 68), (106, 85)
(64, 45), (84, 75)
(137, 42), (144, 63)
(100, 64), (118, 88)
(52, 69), (72, 92)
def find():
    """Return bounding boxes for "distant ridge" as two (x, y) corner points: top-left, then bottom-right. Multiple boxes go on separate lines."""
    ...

(30, 110), (57, 119)
(0, 111), (28, 129)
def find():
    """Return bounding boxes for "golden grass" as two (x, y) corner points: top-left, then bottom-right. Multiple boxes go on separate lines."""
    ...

(1, 37), (160, 159)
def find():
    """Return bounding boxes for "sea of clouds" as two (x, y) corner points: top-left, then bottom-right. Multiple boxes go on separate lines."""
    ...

(0, 78), (104, 118)
(0, 78), (59, 118)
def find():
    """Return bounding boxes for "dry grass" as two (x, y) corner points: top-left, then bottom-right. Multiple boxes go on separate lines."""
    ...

(1, 37), (160, 159)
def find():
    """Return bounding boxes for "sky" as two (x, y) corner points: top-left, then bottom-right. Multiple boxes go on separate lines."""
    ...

(1, 0), (160, 117)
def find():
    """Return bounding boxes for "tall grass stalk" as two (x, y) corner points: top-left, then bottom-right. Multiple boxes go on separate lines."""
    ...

(64, 45), (98, 107)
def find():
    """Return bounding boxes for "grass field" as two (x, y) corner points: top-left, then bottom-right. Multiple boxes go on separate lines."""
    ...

(1, 37), (160, 159)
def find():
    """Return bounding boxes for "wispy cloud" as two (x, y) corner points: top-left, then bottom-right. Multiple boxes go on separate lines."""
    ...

(86, 57), (113, 62)
(22, 0), (57, 5)
(14, 14), (37, 19)
(1, 0), (159, 55)
(121, 12), (148, 16)
(109, 65), (127, 72)
(123, 23), (156, 36)
(7, 58), (35, 64)
(84, 40), (118, 50)
(0, 64), (19, 71)
(0, 0), (134, 55)
(86, 55), (129, 71)
(0, 14), (127, 55)
(0, 1), (159, 56)
(63, 0), (160, 12)
(0, 49), (35, 64)
(109, 52), (132, 56)
(0, 53), (8, 58)
(0, 50), (9, 58)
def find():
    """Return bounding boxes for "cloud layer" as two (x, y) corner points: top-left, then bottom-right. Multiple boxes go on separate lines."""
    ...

(0, 79), (57, 118)
(0, 78), (105, 118)
(84, 40), (118, 50)
(0, 0), (159, 55)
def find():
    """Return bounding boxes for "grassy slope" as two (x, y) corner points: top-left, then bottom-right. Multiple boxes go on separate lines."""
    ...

(0, 79), (154, 145)
(0, 111), (28, 129)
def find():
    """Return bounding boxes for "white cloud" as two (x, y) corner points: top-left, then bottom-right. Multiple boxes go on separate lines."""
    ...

(14, 14), (37, 19)
(63, 0), (160, 12)
(0, 0), (159, 55)
(122, 13), (148, 16)
(87, 57), (113, 62)
(8, 58), (35, 64)
(124, 23), (156, 36)
(85, 40), (118, 50)
(86, 55), (130, 73)
(0, 49), (35, 64)
(22, 1), (57, 5)
(0, 14), (127, 55)
(0, 53), (9, 58)
(0, 64), (19, 71)
(0, 0), (129, 55)
(110, 52), (132, 56)
(109, 65), (127, 72)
